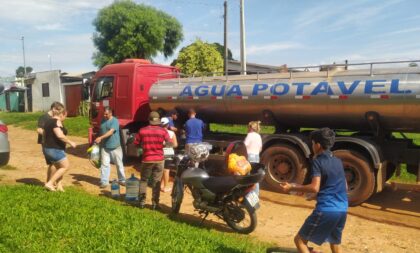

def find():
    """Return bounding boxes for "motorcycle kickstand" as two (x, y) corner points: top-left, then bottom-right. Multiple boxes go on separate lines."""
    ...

(199, 211), (209, 226)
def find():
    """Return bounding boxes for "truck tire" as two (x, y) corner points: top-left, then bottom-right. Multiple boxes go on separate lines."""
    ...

(333, 150), (375, 206)
(261, 145), (308, 191)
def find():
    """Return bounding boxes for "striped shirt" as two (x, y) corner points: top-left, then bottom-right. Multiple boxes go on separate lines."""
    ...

(134, 125), (170, 162)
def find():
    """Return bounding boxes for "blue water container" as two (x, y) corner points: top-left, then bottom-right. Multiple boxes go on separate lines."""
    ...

(125, 174), (139, 201)
(111, 179), (120, 198)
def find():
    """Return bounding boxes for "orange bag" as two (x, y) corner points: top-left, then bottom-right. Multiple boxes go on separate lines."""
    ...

(228, 153), (251, 175)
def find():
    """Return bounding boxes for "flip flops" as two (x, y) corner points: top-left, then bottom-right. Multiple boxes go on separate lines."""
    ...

(161, 187), (172, 193)
(44, 184), (56, 192)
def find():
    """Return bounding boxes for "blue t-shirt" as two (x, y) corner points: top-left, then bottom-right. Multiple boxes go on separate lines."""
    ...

(185, 118), (204, 144)
(312, 151), (348, 212)
(167, 117), (175, 128)
(100, 117), (120, 149)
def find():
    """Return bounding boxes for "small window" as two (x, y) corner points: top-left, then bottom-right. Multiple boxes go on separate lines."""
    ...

(101, 81), (113, 98)
(92, 76), (114, 101)
(42, 83), (50, 97)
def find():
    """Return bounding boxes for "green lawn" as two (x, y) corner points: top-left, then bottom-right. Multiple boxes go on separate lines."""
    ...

(0, 112), (90, 138)
(0, 185), (271, 253)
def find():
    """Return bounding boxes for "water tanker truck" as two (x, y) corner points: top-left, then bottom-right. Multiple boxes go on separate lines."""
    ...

(89, 59), (420, 205)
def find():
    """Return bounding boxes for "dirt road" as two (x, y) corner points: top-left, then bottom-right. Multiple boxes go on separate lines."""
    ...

(1, 126), (419, 253)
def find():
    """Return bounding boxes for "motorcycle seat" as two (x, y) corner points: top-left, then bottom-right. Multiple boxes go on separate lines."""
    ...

(234, 169), (265, 186)
(203, 176), (238, 194)
(202, 169), (265, 194)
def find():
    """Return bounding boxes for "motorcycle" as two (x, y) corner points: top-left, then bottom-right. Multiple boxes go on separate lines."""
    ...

(171, 142), (266, 234)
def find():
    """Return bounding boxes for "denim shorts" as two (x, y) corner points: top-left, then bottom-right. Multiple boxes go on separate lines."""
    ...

(299, 210), (347, 245)
(43, 148), (66, 164)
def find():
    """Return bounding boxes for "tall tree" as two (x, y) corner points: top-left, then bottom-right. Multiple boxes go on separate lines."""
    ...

(92, 0), (183, 68)
(212, 42), (234, 61)
(15, 66), (33, 78)
(174, 39), (223, 75)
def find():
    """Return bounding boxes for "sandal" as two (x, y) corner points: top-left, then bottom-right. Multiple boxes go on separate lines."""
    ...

(161, 187), (172, 193)
(44, 184), (56, 192)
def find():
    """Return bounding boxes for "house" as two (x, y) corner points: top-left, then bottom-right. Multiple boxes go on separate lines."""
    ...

(227, 60), (288, 75)
(23, 70), (84, 115)
(0, 86), (26, 112)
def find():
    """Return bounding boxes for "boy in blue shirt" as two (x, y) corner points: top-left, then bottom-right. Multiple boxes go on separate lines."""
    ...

(280, 128), (348, 253)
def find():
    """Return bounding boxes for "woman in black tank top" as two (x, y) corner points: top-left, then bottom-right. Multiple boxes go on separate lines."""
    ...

(43, 109), (77, 192)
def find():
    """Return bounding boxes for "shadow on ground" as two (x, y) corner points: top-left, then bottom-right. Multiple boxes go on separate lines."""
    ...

(70, 173), (100, 187)
(16, 178), (44, 186)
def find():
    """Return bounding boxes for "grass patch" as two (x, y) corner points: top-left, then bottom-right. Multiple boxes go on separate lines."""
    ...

(210, 123), (274, 135)
(0, 185), (271, 253)
(0, 165), (17, 170)
(389, 164), (417, 184)
(0, 112), (89, 138)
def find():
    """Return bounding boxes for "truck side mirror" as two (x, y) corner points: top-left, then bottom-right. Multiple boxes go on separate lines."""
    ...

(0, 84), (4, 94)
(82, 79), (90, 100)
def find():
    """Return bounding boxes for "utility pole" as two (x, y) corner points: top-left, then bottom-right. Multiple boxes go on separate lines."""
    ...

(21, 36), (27, 76)
(224, 0), (228, 76)
(48, 54), (52, 70)
(240, 0), (247, 75)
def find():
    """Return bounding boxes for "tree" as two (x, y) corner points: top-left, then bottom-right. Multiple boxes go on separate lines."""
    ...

(92, 0), (183, 68)
(15, 66), (33, 78)
(212, 42), (234, 61)
(174, 39), (224, 75)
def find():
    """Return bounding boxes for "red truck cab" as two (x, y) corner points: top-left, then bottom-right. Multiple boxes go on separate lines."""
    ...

(89, 59), (178, 155)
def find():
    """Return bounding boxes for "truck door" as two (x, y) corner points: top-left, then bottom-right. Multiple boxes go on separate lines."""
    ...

(91, 76), (116, 128)
(114, 75), (131, 119)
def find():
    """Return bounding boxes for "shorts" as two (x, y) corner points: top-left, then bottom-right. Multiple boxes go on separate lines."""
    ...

(164, 159), (175, 170)
(298, 210), (347, 245)
(43, 148), (66, 164)
(40, 145), (52, 165)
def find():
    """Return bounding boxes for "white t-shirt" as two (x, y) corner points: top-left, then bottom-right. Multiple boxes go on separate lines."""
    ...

(167, 129), (175, 139)
(244, 132), (262, 155)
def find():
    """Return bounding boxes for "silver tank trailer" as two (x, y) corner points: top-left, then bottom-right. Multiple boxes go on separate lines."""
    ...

(149, 67), (420, 133)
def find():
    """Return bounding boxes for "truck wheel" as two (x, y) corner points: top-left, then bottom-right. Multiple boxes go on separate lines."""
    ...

(333, 150), (375, 206)
(261, 145), (308, 191)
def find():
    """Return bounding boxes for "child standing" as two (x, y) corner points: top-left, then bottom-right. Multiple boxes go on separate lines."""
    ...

(244, 121), (262, 163)
(279, 128), (348, 253)
(160, 117), (178, 193)
(244, 121), (262, 195)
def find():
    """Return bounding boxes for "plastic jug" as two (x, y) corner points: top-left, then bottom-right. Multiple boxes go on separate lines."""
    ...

(111, 179), (120, 198)
(88, 144), (101, 168)
(125, 174), (140, 201)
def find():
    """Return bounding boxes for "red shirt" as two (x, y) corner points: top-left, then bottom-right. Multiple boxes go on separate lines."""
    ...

(134, 125), (170, 162)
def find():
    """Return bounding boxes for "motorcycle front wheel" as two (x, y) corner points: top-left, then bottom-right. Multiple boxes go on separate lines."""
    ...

(223, 200), (257, 234)
(171, 177), (184, 214)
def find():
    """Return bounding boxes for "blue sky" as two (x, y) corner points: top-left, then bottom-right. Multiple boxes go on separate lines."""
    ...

(1, 0), (420, 77)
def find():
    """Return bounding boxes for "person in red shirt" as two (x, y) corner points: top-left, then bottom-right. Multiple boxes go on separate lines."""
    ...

(134, 111), (171, 210)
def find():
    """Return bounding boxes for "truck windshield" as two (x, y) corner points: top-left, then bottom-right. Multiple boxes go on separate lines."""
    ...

(92, 76), (114, 101)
